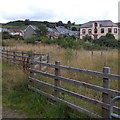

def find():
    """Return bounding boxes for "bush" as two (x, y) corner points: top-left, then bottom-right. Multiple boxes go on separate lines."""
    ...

(94, 36), (118, 48)
(2, 31), (12, 39)
(0, 41), (5, 46)
(12, 35), (24, 40)
(41, 37), (49, 44)
(24, 38), (36, 44)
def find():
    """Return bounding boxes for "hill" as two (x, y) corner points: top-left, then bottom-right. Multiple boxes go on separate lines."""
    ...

(2, 20), (80, 31)
(2, 20), (56, 30)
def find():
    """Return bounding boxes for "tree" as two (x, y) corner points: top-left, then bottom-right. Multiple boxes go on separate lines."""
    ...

(83, 35), (93, 42)
(106, 33), (115, 39)
(56, 21), (64, 26)
(67, 21), (71, 25)
(72, 27), (77, 31)
(2, 31), (12, 39)
(72, 22), (75, 25)
(67, 21), (71, 29)
(94, 34), (118, 48)
(25, 19), (30, 25)
(35, 24), (48, 39)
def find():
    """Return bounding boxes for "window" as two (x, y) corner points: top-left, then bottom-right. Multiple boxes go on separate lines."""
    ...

(114, 28), (117, 33)
(108, 28), (112, 33)
(94, 29), (97, 33)
(88, 29), (92, 34)
(82, 29), (86, 34)
(101, 28), (104, 33)
(94, 22), (98, 27)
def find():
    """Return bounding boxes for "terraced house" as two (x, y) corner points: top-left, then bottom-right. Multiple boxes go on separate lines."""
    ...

(80, 20), (119, 40)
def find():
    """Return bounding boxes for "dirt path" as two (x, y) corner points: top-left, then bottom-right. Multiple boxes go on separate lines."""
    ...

(2, 108), (27, 118)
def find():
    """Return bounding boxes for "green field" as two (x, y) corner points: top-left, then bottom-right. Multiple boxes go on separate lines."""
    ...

(2, 25), (28, 30)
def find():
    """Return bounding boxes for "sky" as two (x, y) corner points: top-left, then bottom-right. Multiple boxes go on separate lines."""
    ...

(0, 0), (119, 24)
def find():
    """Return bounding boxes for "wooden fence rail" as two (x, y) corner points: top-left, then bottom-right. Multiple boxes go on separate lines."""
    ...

(1, 49), (49, 71)
(1, 49), (120, 118)
(28, 60), (120, 118)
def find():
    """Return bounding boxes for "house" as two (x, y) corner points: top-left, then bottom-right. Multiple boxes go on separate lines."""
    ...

(68, 30), (79, 39)
(56, 26), (79, 39)
(47, 27), (60, 40)
(23, 25), (79, 40)
(9, 29), (23, 36)
(1, 28), (10, 33)
(80, 20), (119, 39)
(24, 25), (37, 39)
(24, 25), (58, 39)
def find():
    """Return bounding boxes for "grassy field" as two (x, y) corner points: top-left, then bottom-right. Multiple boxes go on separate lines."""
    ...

(4, 39), (118, 73)
(3, 61), (84, 118)
(2, 25), (28, 30)
(2, 39), (119, 118)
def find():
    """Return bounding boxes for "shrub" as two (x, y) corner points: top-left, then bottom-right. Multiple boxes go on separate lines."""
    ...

(12, 35), (24, 40)
(41, 37), (49, 44)
(24, 38), (36, 44)
(0, 41), (5, 46)
(94, 36), (118, 48)
(2, 31), (12, 39)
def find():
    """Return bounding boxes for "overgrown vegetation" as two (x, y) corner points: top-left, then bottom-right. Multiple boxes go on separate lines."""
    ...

(2, 40), (118, 118)
(24, 38), (36, 44)
(22, 30), (119, 50)
(2, 61), (82, 118)
(2, 31), (23, 40)
(35, 33), (119, 50)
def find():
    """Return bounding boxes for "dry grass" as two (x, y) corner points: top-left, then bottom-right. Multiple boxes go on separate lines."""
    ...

(3, 39), (119, 116)
(2, 61), (27, 91)
(3, 40), (118, 73)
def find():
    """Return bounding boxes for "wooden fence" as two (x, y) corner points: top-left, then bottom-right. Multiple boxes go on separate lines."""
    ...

(1, 49), (120, 118)
(28, 60), (120, 118)
(1, 49), (49, 71)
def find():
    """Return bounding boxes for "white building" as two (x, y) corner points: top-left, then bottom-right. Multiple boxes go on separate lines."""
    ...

(80, 20), (119, 40)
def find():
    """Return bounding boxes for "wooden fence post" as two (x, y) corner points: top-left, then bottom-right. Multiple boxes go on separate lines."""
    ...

(91, 51), (93, 57)
(7, 50), (9, 62)
(102, 67), (110, 118)
(39, 55), (42, 71)
(47, 53), (50, 63)
(13, 51), (16, 64)
(101, 51), (103, 57)
(54, 61), (60, 97)
(21, 51), (24, 62)
(29, 55), (34, 86)
(21, 51), (25, 69)
(26, 55), (30, 70)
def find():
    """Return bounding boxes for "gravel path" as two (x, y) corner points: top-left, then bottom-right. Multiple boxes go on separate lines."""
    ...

(2, 108), (27, 118)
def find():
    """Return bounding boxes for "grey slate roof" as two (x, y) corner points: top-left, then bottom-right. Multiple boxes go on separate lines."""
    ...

(56, 27), (69, 35)
(80, 20), (118, 28)
(24, 25), (37, 32)
(55, 27), (79, 37)
(24, 25), (79, 38)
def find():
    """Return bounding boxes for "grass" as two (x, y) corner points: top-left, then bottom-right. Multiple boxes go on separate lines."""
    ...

(0, 57), (2, 108)
(2, 25), (28, 30)
(2, 39), (119, 118)
(2, 61), (84, 118)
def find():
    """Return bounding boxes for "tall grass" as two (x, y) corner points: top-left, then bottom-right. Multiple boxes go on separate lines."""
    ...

(4, 40), (118, 73)
(3, 39), (119, 117)
(3, 61), (82, 118)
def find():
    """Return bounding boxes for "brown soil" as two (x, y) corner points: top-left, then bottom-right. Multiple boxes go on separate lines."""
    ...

(2, 108), (27, 118)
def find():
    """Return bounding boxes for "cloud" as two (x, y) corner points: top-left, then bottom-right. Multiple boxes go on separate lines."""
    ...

(0, 0), (119, 23)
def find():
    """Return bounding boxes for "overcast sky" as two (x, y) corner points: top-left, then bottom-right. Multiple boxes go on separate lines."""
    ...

(0, 0), (119, 24)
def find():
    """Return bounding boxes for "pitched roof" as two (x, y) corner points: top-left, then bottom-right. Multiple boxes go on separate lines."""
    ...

(24, 25), (37, 32)
(80, 20), (118, 28)
(56, 27), (69, 35)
